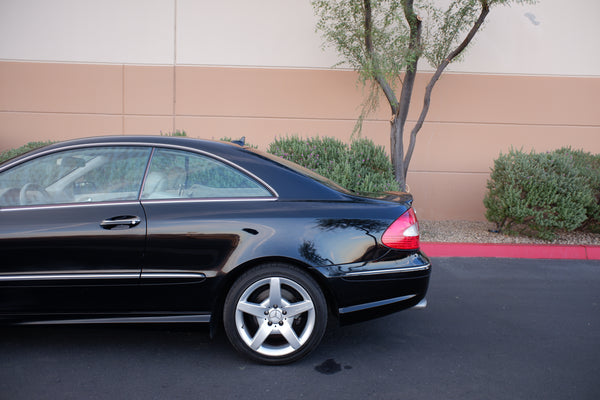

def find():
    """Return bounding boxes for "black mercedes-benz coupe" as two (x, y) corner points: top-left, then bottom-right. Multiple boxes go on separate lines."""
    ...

(0, 136), (430, 364)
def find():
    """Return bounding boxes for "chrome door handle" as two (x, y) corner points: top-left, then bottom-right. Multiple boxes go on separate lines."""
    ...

(100, 216), (141, 229)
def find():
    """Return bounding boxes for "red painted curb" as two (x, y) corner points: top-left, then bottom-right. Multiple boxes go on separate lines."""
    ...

(421, 242), (600, 260)
(586, 246), (600, 260)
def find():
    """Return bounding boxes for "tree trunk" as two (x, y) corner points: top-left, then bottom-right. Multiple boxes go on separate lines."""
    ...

(390, 117), (407, 191)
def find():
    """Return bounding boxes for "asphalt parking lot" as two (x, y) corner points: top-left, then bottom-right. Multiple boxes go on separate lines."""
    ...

(1, 257), (599, 400)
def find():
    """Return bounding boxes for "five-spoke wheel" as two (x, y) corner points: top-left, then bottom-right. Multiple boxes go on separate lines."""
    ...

(223, 263), (327, 364)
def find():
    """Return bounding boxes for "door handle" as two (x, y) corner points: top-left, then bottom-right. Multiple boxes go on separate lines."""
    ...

(100, 216), (141, 229)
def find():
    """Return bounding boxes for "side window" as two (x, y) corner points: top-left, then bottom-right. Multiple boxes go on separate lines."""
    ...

(141, 148), (271, 200)
(0, 146), (151, 207)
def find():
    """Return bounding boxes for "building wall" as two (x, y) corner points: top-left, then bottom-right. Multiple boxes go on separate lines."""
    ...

(1, 0), (599, 220)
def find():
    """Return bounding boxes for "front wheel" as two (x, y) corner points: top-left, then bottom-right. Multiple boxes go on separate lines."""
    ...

(223, 263), (327, 364)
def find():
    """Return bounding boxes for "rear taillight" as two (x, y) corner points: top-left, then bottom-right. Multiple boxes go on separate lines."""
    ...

(381, 208), (420, 250)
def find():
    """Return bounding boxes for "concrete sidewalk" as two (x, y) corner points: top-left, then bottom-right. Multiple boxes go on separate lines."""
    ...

(421, 242), (600, 260)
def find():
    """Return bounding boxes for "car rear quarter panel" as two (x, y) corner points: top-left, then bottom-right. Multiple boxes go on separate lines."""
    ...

(141, 199), (406, 274)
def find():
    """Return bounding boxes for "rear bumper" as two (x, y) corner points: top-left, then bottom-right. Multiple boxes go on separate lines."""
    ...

(313, 252), (431, 325)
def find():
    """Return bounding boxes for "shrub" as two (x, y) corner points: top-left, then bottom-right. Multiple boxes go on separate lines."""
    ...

(267, 135), (399, 194)
(0, 141), (56, 164)
(554, 147), (600, 231)
(160, 130), (187, 137)
(484, 148), (598, 240)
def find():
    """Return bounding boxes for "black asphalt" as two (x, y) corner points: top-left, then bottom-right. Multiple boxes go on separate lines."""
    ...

(1, 258), (599, 400)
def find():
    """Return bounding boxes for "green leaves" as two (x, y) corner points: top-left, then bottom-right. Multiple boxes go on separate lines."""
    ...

(313, 0), (526, 75)
(484, 148), (599, 240)
(267, 135), (399, 194)
(420, 0), (481, 67)
(160, 130), (187, 137)
(0, 141), (56, 164)
(312, 0), (411, 79)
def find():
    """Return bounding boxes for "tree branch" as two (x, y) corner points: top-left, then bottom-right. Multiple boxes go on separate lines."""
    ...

(363, 0), (399, 115)
(396, 0), (422, 125)
(403, 0), (490, 172)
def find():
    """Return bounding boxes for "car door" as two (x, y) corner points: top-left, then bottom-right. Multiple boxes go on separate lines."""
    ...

(0, 146), (151, 316)
(138, 147), (275, 312)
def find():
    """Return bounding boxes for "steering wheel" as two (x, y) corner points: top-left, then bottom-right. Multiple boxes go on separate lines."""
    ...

(19, 183), (52, 205)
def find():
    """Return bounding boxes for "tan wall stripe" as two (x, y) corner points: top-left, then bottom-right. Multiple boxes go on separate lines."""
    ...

(1, 61), (598, 221)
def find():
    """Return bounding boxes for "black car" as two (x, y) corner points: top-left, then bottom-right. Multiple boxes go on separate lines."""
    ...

(0, 136), (430, 364)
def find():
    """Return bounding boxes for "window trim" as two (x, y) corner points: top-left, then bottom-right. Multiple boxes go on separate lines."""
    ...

(0, 200), (142, 212)
(139, 197), (277, 205)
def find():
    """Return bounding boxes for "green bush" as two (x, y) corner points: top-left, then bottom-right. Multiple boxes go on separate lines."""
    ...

(554, 147), (600, 231)
(267, 135), (399, 194)
(484, 148), (599, 240)
(0, 141), (56, 164)
(160, 130), (187, 137)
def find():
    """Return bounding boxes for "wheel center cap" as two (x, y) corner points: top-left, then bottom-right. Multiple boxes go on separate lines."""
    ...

(268, 309), (283, 324)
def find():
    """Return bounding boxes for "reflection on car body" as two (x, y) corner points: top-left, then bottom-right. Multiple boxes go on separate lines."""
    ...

(0, 135), (430, 364)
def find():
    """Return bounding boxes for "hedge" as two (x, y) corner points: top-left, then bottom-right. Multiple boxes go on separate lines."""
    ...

(484, 147), (600, 240)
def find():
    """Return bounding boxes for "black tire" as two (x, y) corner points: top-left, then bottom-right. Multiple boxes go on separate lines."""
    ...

(223, 263), (327, 364)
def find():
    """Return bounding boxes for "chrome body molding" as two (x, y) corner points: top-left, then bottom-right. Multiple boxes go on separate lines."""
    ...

(314, 256), (431, 280)
(18, 314), (211, 325)
(339, 294), (416, 314)
(141, 271), (207, 280)
(343, 263), (430, 277)
(0, 271), (207, 282)
(0, 272), (140, 282)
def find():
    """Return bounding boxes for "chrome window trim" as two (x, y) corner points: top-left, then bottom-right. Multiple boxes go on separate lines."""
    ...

(0, 195), (277, 212)
(0, 200), (142, 212)
(140, 197), (277, 205)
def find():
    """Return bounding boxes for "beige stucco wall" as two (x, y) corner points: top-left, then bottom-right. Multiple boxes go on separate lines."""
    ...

(1, 62), (598, 220)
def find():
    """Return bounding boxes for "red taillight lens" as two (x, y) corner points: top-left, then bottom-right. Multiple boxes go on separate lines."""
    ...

(381, 208), (420, 250)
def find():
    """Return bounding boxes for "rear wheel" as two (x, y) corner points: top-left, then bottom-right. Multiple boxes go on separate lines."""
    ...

(223, 263), (327, 364)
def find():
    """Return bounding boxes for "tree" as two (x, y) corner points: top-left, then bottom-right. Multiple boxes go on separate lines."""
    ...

(312, 0), (536, 191)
